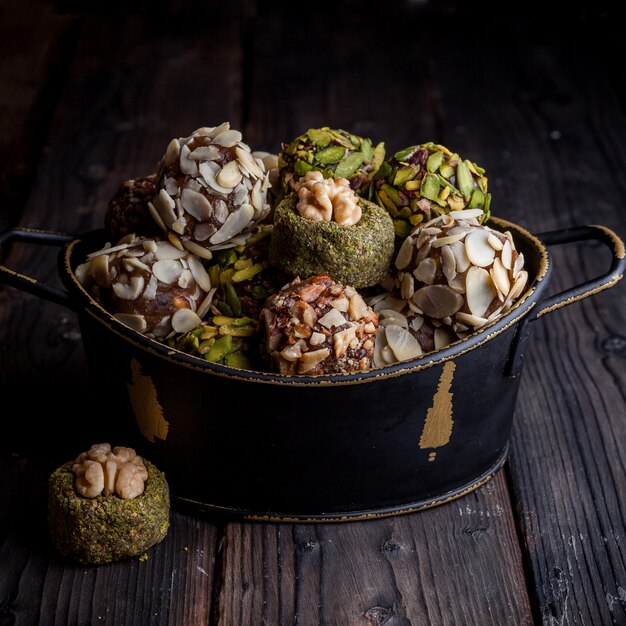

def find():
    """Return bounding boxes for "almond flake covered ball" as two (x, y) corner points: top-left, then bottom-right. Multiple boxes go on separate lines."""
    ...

(76, 234), (213, 338)
(261, 275), (379, 375)
(393, 208), (528, 333)
(149, 123), (272, 255)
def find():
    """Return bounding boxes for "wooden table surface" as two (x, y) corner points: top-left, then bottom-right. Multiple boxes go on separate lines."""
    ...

(1, 3), (625, 625)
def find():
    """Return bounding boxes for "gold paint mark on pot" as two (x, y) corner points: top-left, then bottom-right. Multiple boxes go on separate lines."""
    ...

(419, 361), (456, 450)
(128, 359), (169, 442)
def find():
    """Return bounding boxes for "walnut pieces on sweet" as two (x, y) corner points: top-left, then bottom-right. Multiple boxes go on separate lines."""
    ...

(72, 443), (149, 500)
(296, 171), (362, 226)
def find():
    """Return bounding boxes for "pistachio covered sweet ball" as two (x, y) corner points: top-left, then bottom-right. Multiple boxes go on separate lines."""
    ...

(269, 171), (395, 288)
(374, 143), (491, 238)
(278, 127), (385, 197)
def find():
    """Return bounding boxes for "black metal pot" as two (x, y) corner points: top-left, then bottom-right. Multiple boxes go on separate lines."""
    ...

(1, 219), (624, 521)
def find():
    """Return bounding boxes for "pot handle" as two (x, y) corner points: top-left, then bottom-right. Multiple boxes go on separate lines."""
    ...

(534, 224), (625, 318)
(0, 227), (76, 310)
(505, 224), (624, 378)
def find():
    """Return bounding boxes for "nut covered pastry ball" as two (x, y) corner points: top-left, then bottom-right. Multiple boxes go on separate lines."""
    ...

(261, 275), (379, 375)
(149, 123), (272, 254)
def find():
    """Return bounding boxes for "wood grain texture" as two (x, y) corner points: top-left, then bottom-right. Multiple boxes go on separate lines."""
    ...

(214, 471), (532, 626)
(0, 6), (77, 233)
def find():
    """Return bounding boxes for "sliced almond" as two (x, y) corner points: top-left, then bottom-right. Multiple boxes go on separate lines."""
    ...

(216, 160), (243, 189)
(490, 257), (510, 298)
(212, 129), (242, 148)
(164, 177), (180, 197)
(164, 138), (180, 167)
(441, 244), (456, 282)
(466, 266), (496, 317)
(455, 311), (489, 328)
(465, 230), (496, 267)
(199, 161), (232, 195)
(154, 189), (177, 227)
(189, 145), (221, 161)
(449, 208), (485, 220)
(310, 332), (326, 346)
(148, 202), (167, 233)
(153, 260), (184, 284)
(501, 239), (513, 270)
(154, 241), (187, 260)
(401, 272), (415, 299)
(513, 252), (525, 279)
(385, 324), (423, 362)
(187, 254), (211, 292)
(235, 146), (265, 179)
(171, 216), (187, 235)
(431, 232), (467, 248)
(194, 222), (216, 242)
(488, 233), (504, 251)
(112, 276), (145, 300)
(434, 327), (455, 350)
(171, 308), (202, 333)
(413, 257), (437, 285)
(113, 313), (147, 333)
(413, 285), (463, 319)
(395, 236), (415, 270)
(91, 254), (111, 287)
(179, 144), (199, 176)
(196, 287), (217, 319)
(182, 240), (213, 260)
(181, 188), (213, 221)
(178, 268), (193, 288)
(143, 274), (158, 300)
(450, 240), (470, 273)
(508, 270), (528, 300)
(209, 203), (254, 245)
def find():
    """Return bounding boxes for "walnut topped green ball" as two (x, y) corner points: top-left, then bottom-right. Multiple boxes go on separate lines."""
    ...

(374, 143), (490, 238)
(278, 127), (385, 197)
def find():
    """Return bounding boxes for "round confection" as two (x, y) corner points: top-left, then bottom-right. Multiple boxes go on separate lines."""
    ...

(269, 194), (395, 288)
(374, 143), (490, 238)
(278, 127), (385, 197)
(261, 275), (379, 375)
(393, 209), (528, 333)
(104, 174), (161, 241)
(48, 446), (169, 565)
(366, 292), (458, 366)
(75, 234), (213, 338)
(149, 123), (271, 254)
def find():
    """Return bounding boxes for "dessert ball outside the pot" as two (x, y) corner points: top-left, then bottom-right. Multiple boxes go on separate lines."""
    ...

(75, 234), (213, 339)
(269, 172), (395, 288)
(278, 127), (385, 198)
(261, 275), (379, 375)
(374, 143), (490, 238)
(148, 123), (272, 254)
(104, 174), (161, 241)
(48, 444), (170, 565)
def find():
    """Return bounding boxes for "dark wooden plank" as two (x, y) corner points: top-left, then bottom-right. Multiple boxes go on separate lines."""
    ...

(214, 471), (532, 626)
(0, 6), (78, 233)
(424, 12), (626, 625)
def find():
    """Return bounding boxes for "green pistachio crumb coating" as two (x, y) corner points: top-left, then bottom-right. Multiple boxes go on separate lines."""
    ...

(269, 194), (395, 288)
(48, 460), (170, 565)
(374, 142), (491, 238)
(278, 127), (385, 198)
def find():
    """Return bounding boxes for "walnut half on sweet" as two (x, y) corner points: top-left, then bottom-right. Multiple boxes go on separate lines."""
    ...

(72, 443), (149, 500)
(296, 170), (362, 225)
